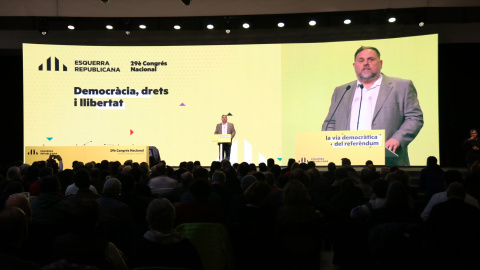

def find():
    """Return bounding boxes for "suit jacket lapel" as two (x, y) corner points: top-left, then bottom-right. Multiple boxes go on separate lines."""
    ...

(373, 74), (393, 121)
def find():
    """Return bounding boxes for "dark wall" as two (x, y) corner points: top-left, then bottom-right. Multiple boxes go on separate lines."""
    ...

(1, 43), (479, 166)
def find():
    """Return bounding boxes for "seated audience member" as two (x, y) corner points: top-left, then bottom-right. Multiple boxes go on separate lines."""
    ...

(357, 168), (377, 200)
(227, 181), (277, 270)
(118, 173), (151, 237)
(5, 193), (32, 222)
(147, 164), (179, 197)
(426, 182), (480, 269)
(419, 156), (444, 202)
(64, 175), (98, 197)
(368, 181), (422, 227)
(50, 199), (128, 270)
(0, 207), (40, 270)
(65, 168), (100, 204)
(351, 179), (388, 219)
(421, 170), (479, 221)
(31, 175), (72, 227)
(276, 180), (322, 270)
(322, 162), (336, 186)
(0, 180), (24, 210)
(97, 178), (135, 257)
(128, 198), (203, 270)
(175, 179), (225, 225)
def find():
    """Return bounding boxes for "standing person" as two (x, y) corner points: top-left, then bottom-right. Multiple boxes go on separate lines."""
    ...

(214, 114), (236, 160)
(463, 128), (480, 168)
(322, 46), (423, 166)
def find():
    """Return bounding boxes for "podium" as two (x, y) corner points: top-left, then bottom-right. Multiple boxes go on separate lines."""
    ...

(212, 134), (231, 160)
(295, 130), (394, 166)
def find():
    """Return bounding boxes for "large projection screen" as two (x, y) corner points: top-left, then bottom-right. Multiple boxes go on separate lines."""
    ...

(23, 34), (438, 166)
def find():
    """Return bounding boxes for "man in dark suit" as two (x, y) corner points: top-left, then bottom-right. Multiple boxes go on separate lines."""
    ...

(215, 114), (236, 160)
(322, 46), (423, 166)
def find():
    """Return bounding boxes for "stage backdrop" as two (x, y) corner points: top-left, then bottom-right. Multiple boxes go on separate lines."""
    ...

(23, 34), (438, 166)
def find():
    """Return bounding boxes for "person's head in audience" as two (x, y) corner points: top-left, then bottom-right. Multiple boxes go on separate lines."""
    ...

(122, 165), (132, 174)
(426, 156), (438, 167)
(307, 161), (316, 169)
(211, 171), (226, 185)
(270, 164), (281, 179)
(120, 173), (135, 195)
(166, 165), (174, 177)
(2, 181), (23, 198)
(244, 181), (271, 207)
(102, 178), (121, 198)
(446, 182), (466, 200)
(221, 159), (231, 169)
(71, 199), (100, 233)
(5, 193), (32, 222)
(192, 166), (209, 180)
(341, 158), (352, 167)
(124, 160), (133, 167)
(264, 172), (276, 188)
(290, 168), (311, 189)
(299, 163), (309, 171)
(291, 162), (300, 171)
(241, 175), (257, 191)
(259, 163), (267, 172)
(6, 166), (21, 181)
(335, 167), (349, 182)
(367, 164), (376, 172)
(253, 171), (266, 181)
(287, 158), (296, 170)
(0, 207), (29, 250)
(372, 179), (388, 199)
(40, 175), (60, 194)
(73, 168), (91, 190)
(189, 179), (212, 202)
(194, 161), (201, 167)
(470, 160), (480, 175)
(385, 181), (414, 209)
(395, 169), (411, 186)
(181, 172), (193, 189)
(186, 161), (194, 172)
(146, 198), (175, 233)
(155, 164), (167, 176)
(386, 172), (402, 185)
(360, 168), (376, 185)
(380, 167), (390, 180)
(238, 162), (250, 177)
(267, 158), (275, 169)
(366, 160), (373, 167)
(283, 180), (310, 206)
(100, 160), (109, 171)
(327, 162), (336, 173)
(249, 163), (257, 173)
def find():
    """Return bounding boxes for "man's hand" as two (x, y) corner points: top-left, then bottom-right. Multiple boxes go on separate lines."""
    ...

(385, 138), (401, 153)
(56, 155), (62, 161)
(473, 146), (480, 151)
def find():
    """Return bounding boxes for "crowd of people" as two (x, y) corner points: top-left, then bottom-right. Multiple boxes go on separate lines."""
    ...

(1, 155), (480, 270)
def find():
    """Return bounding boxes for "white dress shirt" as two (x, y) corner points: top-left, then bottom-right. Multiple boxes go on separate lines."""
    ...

(350, 75), (383, 130)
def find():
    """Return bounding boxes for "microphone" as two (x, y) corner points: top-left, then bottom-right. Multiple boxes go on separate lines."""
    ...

(82, 140), (92, 146)
(356, 84), (364, 130)
(325, 85), (351, 130)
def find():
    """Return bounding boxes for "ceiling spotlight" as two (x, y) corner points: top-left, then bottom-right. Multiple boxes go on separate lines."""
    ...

(139, 24), (146, 29)
(278, 22), (285, 28)
(180, 0), (191, 5)
(243, 23), (250, 29)
(67, 25), (75, 30)
(207, 24), (214, 30)
(419, 21), (425, 27)
(40, 30), (48, 36)
(125, 31), (131, 35)
(309, 20), (316, 26)
(344, 19), (351, 25)
(388, 17), (396, 23)
(174, 25), (181, 30)
(224, 17), (232, 34)
(106, 25), (113, 30)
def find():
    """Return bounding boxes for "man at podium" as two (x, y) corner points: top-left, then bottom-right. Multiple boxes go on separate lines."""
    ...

(322, 46), (423, 166)
(214, 114), (236, 160)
